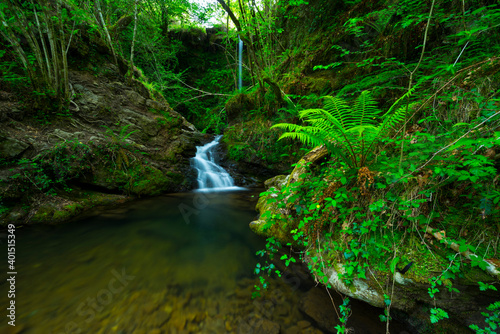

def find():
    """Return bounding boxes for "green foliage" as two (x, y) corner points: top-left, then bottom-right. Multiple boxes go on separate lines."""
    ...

(103, 124), (137, 144)
(6, 139), (93, 197)
(273, 90), (414, 168)
(223, 119), (298, 168)
(0, 0), (83, 103)
(335, 297), (351, 333)
(470, 301), (500, 334)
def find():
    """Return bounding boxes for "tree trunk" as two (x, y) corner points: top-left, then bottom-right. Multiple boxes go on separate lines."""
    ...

(96, 0), (117, 64)
(129, 0), (138, 82)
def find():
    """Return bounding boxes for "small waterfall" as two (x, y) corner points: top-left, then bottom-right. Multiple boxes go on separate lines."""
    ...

(191, 135), (244, 192)
(238, 37), (243, 91)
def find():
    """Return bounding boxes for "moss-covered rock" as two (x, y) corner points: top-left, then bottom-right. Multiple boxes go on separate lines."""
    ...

(225, 93), (256, 125)
(30, 192), (130, 224)
(250, 143), (500, 332)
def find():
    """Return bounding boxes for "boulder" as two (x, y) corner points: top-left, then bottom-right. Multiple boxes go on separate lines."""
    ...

(0, 135), (29, 158)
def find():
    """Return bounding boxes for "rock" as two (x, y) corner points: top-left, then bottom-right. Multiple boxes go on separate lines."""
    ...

(119, 108), (160, 137)
(249, 145), (329, 240)
(6, 208), (27, 222)
(89, 135), (104, 143)
(51, 129), (86, 142)
(238, 316), (280, 334)
(297, 320), (311, 329)
(7, 107), (25, 121)
(264, 174), (287, 190)
(125, 90), (146, 105)
(321, 265), (384, 308)
(74, 84), (103, 109)
(0, 135), (29, 158)
(284, 326), (301, 334)
(146, 99), (166, 111)
(300, 288), (339, 331)
(168, 310), (186, 331)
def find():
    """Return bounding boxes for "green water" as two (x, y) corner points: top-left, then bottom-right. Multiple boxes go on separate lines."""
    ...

(1, 191), (407, 334)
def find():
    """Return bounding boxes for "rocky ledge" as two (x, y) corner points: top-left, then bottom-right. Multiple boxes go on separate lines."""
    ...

(0, 65), (203, 225)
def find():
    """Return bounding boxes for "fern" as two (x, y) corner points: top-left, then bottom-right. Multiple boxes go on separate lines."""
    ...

(272, 90), (414, 168)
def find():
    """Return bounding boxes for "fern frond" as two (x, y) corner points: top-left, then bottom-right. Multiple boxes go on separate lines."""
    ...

(321, 96), (353, 130)
(382, 85), (417, 118)
(277, 128), (325, 148)
(299, 109), (345, 138)
(299, 103), (362, 157)
(271, 89), (418, 168)
(352, 90), (381, 128)
(379, 102), (417, 137)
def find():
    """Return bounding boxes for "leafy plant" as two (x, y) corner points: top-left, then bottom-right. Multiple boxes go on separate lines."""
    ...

(272, 90), (415, 168)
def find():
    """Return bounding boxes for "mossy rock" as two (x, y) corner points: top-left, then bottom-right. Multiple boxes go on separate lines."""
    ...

(225, 93), (256, 124)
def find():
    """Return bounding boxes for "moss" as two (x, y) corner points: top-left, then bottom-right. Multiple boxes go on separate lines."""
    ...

(129, 167), (176, 196)
(223, 118), (298, 171)
(31, 205), (55, 223)
(225, 93), (256, 124)
(52, 203), (84, 221)
(30, 192), (131, 224)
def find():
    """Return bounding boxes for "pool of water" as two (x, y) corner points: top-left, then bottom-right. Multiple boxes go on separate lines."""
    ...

(0, 190), (409, 334)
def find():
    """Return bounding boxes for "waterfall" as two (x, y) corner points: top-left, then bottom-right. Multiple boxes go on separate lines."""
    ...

(191, 135), (244, 192)
(238, 37), (243, 91)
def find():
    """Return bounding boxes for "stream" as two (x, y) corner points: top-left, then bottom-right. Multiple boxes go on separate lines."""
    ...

(0, 191), (410, 334)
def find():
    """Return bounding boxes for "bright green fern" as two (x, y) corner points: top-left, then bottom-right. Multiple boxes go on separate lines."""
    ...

(272, 90), (414, 168)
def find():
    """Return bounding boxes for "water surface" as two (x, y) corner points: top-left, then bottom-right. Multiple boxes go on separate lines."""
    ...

(1, 191), (407, 334)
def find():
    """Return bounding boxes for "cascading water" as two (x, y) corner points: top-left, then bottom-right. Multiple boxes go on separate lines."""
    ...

(191, 135), (244, 192)
(238, 36), (243, 91)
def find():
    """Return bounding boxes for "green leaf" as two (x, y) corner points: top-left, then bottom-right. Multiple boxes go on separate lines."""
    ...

(390, 257), (400, 274)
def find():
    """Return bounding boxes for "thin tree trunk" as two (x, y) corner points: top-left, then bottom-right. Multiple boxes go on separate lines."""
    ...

(32, 3), (53, 88)
(96, 0), (117, 64)
(0, 15), (32, 79)
(129, 0), (138, 82)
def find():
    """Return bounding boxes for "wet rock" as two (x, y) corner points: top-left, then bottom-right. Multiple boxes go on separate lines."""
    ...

(300, 288), (338, 331)
(168, 310), (187, 331)
(264, 174), (287, 189)
(203, 317), (226, 333)
(297, 320), (311, 329)
(284, 326), (301, 334)
(149, 329), (162, 334)
(6, 207), (27, 222)
(74, 84), (103, 110)
(250, 145), (328, 240)
(6, 107), (25, 121)
(321, 265), (384, 308)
